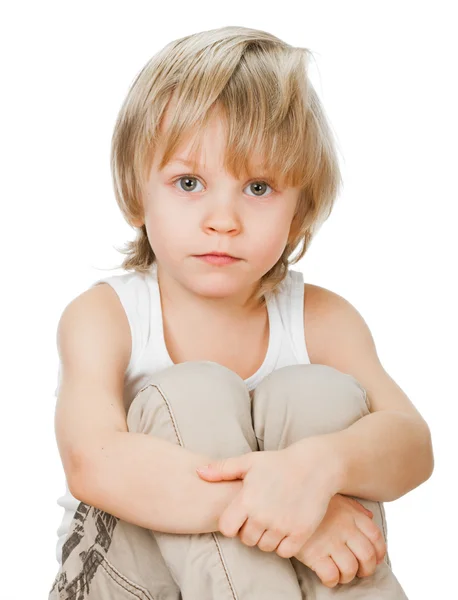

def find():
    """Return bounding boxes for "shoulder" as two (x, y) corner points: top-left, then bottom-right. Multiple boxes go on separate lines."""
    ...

(87, 270), (152, 365)
(302, 282), (377, 372)
(67, 281), (131, 342)
(87, 271), (151, 317)
(57, 282), (132, 379)
(301, 282), (426, 419)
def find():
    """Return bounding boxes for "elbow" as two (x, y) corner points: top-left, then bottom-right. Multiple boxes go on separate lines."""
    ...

(422, 425), (435, 482)
(410, 424), (435, 493)
(393, 425), (434, 501)
(66, 449), (98, 504)
(68, 469), (94, 504)
(409, 417), (435, 487)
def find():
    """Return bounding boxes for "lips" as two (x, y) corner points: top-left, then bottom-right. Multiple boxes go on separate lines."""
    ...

(198, 252), (239, 259)
(195, 253), (241, 265)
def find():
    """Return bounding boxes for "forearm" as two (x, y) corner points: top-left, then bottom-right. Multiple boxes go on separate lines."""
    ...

(326, 411), (433, 501)
(71, 431), (242, 534)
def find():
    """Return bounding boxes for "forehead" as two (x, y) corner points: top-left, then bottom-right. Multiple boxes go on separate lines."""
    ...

(156, 104), (267, 173)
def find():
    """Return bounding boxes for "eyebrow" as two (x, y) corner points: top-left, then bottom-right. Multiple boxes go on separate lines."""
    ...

(171, 158), (192, 165)
(167, 158), (207, 169)
(167, 157), (265, 172)
(159, 158), (195, 172)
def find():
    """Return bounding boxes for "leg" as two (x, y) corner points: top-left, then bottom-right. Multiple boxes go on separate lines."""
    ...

(126, 360), (303, 599)
(252, 363), (409, 599)
(49, 360), (303, 599)
(49, 492), (180, 599)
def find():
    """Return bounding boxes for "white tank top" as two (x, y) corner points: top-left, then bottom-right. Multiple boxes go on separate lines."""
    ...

(54, 264), (311, 564)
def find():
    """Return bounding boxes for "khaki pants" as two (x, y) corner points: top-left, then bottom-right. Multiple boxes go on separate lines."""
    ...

(49, 361), (408, 599)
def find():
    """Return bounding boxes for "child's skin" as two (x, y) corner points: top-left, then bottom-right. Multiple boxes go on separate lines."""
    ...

(133, 100), (300, 383)
(129, 94), (424, 588)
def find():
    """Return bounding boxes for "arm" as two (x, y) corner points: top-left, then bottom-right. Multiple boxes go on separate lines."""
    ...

(73, 430), (243, 534)
(56, 283), (241, 537)
(289, 410), (433, 502)
(335, 410), (433, 501)
(300, 284), (434, 502)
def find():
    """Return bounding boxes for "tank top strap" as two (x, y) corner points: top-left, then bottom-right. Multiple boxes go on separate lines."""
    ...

(275, 268), (310, 364)
(144, 264), (175, 370)
(243, 289), (283, 390)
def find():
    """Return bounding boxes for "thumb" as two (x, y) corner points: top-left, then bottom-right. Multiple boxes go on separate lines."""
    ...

(196, 454), (253, 481)
(351, 498), (373, 518)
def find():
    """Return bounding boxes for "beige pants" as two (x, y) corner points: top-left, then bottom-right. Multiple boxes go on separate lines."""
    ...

(49, 361), (408, 599)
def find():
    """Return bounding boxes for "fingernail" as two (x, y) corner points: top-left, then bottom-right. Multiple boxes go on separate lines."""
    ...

(196, 465), (210, 473)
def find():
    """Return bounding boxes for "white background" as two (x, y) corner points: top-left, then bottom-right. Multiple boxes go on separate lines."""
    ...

(1, 1), (456, 598)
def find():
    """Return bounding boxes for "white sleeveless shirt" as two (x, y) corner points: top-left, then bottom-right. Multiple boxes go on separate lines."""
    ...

(54, 264), (311, 564)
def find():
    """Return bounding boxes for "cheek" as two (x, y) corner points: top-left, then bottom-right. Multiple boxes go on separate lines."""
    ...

(247, 226), (287, 271)
(145, 204), (191, 256)
(256, 212), (291, 246)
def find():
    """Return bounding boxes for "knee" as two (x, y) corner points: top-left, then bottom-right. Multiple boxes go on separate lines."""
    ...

(127, 361), (250, 433)
(253, 363), (370, 436)
(127, 361), (258, 456)
(144, 360), (247, 391)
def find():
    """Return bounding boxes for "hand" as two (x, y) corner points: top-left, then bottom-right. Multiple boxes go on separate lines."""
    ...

(196, 439), (340, 558)
(294, 494), (387, 588)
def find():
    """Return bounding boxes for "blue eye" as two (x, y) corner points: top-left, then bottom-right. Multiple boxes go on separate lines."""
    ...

(172, 176), (274, 197)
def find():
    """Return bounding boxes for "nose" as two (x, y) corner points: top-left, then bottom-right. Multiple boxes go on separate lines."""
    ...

(201, 199), (241, 235)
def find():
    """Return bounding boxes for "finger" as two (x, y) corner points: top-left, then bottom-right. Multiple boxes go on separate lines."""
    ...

(257, 529), (286, 553)
(330, 544), (359, 584)
(218, 498), (248, 538)
(347, 496), (373, 518)
(345, 530), (378, 578)
(356, 504), (373, 518)
(311, 556), (341, 588)
(196, 454), (252, 481)
(238, 519), (266, 547)
(276, 533), (305, 559)
(353, 512), (387, 565)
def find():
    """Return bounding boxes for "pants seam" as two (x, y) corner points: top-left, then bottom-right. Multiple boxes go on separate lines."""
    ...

(147, 381), (239, 600)
(378, 502), (392, 567)
(100, 556), (156, 599)
(145, 382), (184, 446)
(211, 533), (239, 600)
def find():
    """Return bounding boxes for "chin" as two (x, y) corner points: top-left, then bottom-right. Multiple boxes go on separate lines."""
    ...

(186, 274), (248, 299)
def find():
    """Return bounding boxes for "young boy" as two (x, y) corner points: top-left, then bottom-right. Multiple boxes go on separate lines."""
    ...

(50, 25), (432, 599)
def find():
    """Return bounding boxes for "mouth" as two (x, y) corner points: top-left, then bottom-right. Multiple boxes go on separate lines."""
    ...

(196, 252), (240, 259)
(194, 253), (242, 265)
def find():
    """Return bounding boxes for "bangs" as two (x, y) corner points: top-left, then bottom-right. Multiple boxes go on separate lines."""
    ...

(146, 43), (323, 191)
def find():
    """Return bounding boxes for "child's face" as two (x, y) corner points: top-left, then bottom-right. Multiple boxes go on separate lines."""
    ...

(138, 105), (300, 302)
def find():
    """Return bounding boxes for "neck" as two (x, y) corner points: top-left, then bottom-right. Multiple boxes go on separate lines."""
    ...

(155, 263), (264, 320)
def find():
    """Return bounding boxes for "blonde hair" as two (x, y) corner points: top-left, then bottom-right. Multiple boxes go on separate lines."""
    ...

(110, 25), (343, 303)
